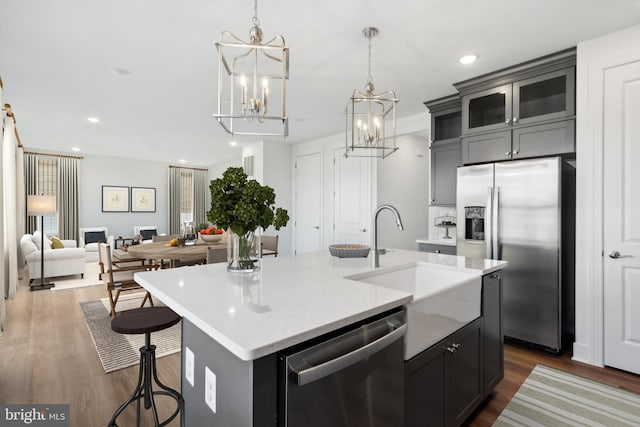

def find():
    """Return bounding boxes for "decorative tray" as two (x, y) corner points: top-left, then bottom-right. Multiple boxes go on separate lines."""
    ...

(328, 244), (371, 258)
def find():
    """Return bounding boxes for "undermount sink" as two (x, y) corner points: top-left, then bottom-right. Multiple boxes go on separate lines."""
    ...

(348, 263), (481, 360)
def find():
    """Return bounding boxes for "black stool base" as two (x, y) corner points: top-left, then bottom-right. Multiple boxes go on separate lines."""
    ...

(109, 334), (183, 427)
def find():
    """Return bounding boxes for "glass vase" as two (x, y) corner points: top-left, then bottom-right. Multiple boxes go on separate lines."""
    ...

(227, 228), (261, 273)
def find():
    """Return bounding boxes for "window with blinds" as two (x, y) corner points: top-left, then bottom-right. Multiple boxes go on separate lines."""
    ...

(180, 170), (194, 223)
(38, 159), (58, 235)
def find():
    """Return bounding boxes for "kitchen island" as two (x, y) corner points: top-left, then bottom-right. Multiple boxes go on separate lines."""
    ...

(134, 249), (506, 426)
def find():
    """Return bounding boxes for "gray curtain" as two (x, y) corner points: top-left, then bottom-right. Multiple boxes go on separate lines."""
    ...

(2, 109), (19, 300)
(15, 146), (25, 269)
(24, 153), (38, 234)
(1, 92), (6, 333)
(193, 169), (208, 229)
(57, 157), (79, 241)
(168, 167), (182, 235)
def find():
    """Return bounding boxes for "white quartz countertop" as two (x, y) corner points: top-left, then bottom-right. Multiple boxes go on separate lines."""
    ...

(134, 249), (506, 361)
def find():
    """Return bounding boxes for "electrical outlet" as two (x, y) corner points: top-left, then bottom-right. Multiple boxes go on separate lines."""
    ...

(185, 347), (195, 387)
(205, 366), (216, 413)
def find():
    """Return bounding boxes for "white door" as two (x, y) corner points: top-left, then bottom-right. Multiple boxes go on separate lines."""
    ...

(333, 149), (371, 245)
(603, 60), (640, 374)
(294, 152), (322, 254)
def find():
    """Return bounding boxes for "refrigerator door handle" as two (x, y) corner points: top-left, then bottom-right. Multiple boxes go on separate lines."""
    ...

(492, 187), (500, 259)
(485, 187), (494, 259)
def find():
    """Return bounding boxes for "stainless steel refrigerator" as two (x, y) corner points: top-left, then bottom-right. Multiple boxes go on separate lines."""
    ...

(456, 156), (575, 352)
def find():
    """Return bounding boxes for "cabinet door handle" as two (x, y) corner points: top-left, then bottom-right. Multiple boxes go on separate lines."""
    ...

(505, 151), (511, 156)
(505, 118), (511, 124)
(434, 249), (441, 253)
(513, 117), (518, 123)
(358, 228), (367, 232)
(446, 343), (460, 353)
(513, 150), (519, 155)
(430, 198), (435, 203)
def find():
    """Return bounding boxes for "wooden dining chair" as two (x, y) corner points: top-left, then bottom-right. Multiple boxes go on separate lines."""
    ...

(260, 235), (279, 257)
(98, 242), (156, 317)
(206, 246), (227, 264)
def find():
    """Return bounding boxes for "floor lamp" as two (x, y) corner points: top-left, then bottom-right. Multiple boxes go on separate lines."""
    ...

(27, 195), (57, 291)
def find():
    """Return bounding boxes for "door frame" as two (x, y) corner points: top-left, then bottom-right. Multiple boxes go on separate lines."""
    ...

(292, 150), (323, 255)
(574, 25), (640, 367)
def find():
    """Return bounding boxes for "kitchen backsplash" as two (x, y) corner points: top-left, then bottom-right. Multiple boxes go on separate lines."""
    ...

(428, 206), (457, 241)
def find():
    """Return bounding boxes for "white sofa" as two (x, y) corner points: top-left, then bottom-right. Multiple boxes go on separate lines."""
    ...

(79, 227), (115, 262)
(20, 232), (86, 283)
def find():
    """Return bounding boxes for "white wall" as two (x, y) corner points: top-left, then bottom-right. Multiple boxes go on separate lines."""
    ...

(79, 154), (170, 239)
(262, 141), (293, 256)
(376, 134), (430, 250)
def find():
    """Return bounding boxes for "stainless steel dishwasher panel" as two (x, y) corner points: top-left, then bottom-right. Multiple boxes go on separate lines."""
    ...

(279, 310), (406, 427)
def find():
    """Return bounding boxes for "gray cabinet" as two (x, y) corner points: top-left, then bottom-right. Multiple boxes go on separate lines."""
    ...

(405, 318), (482, 427)
(431, 141), (461, 206)
(417, 242), (456, 255)
(461, 119), (575, 164)
(482, 271), (503, 394)
(405, 270), (503, 427)
(456, 48), (576, 165)
(426, 95), (462, 206)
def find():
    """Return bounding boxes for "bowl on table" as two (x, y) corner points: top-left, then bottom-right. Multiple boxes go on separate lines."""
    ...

(200, 233), (223, 243)
(328, 244), (371, 258)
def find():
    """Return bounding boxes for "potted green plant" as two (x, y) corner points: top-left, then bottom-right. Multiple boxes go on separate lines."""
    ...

(207, 167), (289, 272)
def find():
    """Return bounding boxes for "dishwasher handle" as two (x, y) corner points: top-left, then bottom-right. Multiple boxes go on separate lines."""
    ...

(292, 322), (407, 386)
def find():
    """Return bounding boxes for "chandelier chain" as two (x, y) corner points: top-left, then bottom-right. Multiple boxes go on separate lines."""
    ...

(252, 0), (260, 27)
(367, 36), (373, 83)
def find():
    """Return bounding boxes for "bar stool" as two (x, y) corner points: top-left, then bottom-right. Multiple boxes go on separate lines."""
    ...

(108, 306), (183, 427)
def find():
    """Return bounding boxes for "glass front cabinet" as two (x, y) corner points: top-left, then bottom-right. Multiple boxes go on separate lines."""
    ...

(456, 48), (576, 164)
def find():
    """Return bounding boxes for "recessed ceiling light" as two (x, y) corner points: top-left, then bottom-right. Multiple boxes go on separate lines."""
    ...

(87, 117), (100, 123)
(179, 159), (186, 163)
(111, 67), (132, 76)
(71, 147), (80, 152)
(229, 141), (238, 147)
(459, 54), (478, 65)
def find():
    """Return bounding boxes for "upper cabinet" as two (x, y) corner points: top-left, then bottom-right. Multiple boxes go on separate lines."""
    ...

(454, 48), (576, 165)
(425, 95), (462, 206)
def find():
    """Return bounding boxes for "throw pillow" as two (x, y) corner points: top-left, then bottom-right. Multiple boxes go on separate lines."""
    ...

(84, 230), (106, 244)
(32, 230), (52, 250)
(51, 236), (64, 249)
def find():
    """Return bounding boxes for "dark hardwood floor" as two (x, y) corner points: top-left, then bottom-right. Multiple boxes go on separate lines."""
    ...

(1, 271), (639, 426)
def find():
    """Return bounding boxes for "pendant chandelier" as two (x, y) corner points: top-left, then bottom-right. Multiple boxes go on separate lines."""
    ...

(213, 0), (289, 137)
(345, 27), (398, 159)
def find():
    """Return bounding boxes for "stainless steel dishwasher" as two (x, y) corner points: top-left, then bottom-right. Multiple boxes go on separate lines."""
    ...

(278, 309), (407, 427)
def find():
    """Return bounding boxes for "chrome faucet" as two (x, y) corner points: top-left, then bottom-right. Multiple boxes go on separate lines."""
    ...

(373, 204), (404, 268)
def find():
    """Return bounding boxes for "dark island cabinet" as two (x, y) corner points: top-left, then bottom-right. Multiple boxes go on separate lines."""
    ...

(405, 271), (503, 427)
(482, 271), (504, 394)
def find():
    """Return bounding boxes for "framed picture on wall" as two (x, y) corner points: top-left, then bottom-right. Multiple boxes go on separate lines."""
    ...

(131, 187), (156, 212)
(102, 185), (129, 212)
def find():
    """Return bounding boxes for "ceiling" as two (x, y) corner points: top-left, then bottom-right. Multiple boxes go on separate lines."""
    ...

(2, 1), (640, 167)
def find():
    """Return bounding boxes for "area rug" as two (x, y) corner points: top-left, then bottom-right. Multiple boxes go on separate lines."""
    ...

(80, 293), (181, 373)
(494, 364), (640, 426)
(51, 262), (102, 291)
